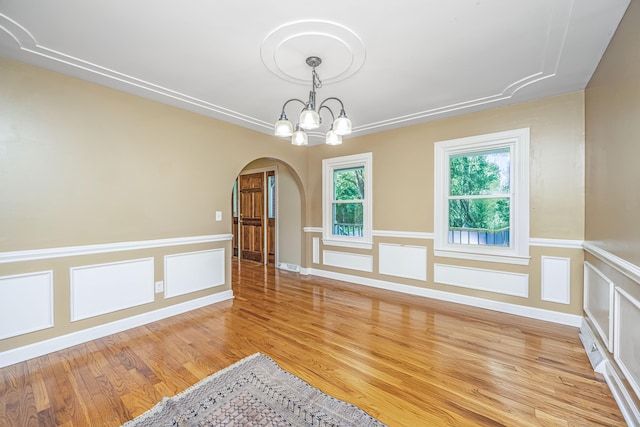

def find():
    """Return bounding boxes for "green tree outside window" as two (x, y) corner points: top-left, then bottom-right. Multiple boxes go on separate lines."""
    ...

(333, 167), (364, 235)
(449, 149), (510, 244)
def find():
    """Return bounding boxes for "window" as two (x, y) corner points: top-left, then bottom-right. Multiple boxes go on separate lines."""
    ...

(434, 129), (530, 265)
(323, 153), (372, 249)
(267, 173), (275, 219)
(232, 179), (238, 218)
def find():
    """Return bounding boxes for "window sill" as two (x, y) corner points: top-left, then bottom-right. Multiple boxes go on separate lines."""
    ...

(433, 249), (530, 266)
(322, 238), (373, 251)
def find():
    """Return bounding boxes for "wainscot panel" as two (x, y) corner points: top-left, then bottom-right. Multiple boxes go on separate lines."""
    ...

(540, 256), (571, 304)
(379, 243), (427, 281)
(584, 261), (614, 351)
(434, 263), (529, 298)
(164, 249), (225, 298)
(614, 288), (640, 401)
(312, 237), (320, 264)
(323, 250), (373, 272)
(70, 258), (155, 321)
(0, 271), (53, 340)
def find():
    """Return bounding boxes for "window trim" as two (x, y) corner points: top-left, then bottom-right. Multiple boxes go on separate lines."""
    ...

(434, 128), (530, 265)
(322, 152), (373, 250)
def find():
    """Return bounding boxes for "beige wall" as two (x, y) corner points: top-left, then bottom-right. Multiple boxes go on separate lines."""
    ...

(309, 92), (585, 238)
(0, 58), (308, 351)
(582, 2), (640, 413)
(307, 92), (586, 315)
(0, 58), (307, 251)
(585, 0), (640, 266)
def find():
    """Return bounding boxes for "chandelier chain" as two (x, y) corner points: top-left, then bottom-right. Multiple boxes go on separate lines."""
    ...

(312, 67), (323, 90)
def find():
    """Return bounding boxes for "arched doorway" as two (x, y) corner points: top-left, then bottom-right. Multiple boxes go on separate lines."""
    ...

(232, 158), (305, 272)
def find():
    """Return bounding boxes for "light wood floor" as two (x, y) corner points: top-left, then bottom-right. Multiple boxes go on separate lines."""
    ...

(0, 259), (625, 426)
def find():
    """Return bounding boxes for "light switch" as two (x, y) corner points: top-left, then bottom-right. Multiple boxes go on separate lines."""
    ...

(215, 211), (222, 221)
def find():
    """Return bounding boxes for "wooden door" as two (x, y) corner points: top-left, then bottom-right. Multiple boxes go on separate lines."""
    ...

(239, 172), (264, 262)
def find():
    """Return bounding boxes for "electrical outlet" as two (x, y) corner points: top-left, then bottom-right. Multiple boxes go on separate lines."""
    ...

(215, 211), (222, 221)
(155, 281), (164, 293)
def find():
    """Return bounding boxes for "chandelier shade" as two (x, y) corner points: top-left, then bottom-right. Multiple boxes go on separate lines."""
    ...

(291, 126), (308, 145)
(274, 115), (294, 137)
(325, 127), (342, 145)
(333, 112), (352, 136)
(299, 107), (320, 130)
(274, 56), (352, 146)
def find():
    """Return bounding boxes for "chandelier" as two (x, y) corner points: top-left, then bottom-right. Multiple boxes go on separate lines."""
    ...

(274, 56), (352, 146)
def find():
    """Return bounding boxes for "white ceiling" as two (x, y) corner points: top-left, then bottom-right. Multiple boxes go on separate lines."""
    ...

(0, 0), (631, 145)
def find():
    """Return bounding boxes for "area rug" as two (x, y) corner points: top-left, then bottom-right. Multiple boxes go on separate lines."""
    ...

(122, 353), (386, 426)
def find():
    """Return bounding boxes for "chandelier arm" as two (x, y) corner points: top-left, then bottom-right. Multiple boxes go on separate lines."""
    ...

(318, 97), (346, 113)
(280, 98), (307, 115)
(318, 105), (336, 123)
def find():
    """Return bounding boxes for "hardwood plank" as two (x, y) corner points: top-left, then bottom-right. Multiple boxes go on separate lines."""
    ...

(24, 359), (49, 414)
(1, 363), (39, 427)
(0, 259), (626, 426)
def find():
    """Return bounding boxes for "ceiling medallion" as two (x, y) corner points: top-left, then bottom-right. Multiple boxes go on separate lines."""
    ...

(260, 20), (366, 85)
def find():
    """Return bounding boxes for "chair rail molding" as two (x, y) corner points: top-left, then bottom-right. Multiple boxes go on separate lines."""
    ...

(0, 234), (233, 264)
(583, 241), (640, 284)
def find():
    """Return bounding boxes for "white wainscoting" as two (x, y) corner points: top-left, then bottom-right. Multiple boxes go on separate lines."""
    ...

(379, 243), (427, 281)
(581, 249), (640, 426)
(70, 258), (155, 322)
(584, 261), (614, 352)
(0, 271), (54, 340)
(434, 264), (529, 298)
(614, 288), (640, 401)
(164, 249), (225, 298)
(541, 256), (571, 304)
(323, 250), (373, 272)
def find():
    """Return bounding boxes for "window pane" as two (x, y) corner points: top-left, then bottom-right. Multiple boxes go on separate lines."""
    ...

(448, 198), (510, 246)
(232, 180), (238, 218)
(449, 148), (510, 196)
(334, 167), (365, 200)
(332, 202), (363, 236)
(267, 175), (275, 219)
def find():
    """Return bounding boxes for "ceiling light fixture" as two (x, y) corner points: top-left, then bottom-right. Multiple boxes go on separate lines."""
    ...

(274, 56), (352, 146)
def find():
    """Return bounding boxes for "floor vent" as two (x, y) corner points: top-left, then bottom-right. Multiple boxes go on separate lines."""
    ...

(277, 263), (300, 273)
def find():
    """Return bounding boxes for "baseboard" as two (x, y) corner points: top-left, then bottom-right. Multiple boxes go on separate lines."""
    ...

(302, 268), (582, 327)
(603, 358), (640, 426)
(0, 290), (234, 368)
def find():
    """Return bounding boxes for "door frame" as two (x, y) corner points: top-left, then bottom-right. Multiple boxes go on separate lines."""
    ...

(236, 166), (278, 265)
